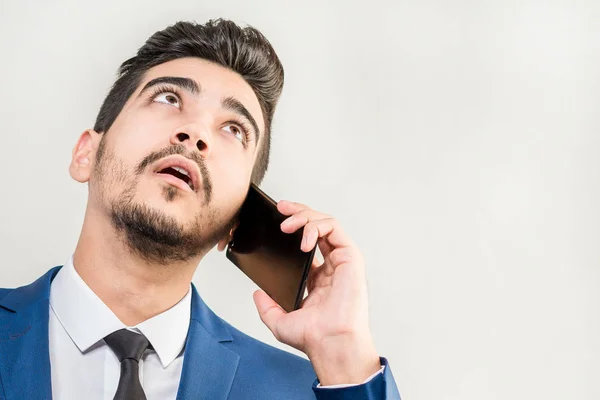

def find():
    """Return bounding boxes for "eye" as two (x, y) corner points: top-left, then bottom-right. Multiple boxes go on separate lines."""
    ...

(223, 124), (245, 143)
(153, 92), (181, 109)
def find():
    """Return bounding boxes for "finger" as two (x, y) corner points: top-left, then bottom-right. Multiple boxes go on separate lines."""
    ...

(306, 263), (334, 293)
(306, 255), (323, 293)
(301, 217), (356, 253)
(317, 236), (335, 259)
(302, 221), (324, 252)
(252, 290), (286, 340)
(280, 209), (331, 234)
(276, 200), (310, 216)
(326, 246), (359, 269)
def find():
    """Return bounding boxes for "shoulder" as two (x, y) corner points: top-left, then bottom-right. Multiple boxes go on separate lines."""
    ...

(217, 318), (317, 398)
(0, 288), (12, 314)
(223, 318), (314, 373)
(0, 288), (11, 301)
(0, 266), (61, 315)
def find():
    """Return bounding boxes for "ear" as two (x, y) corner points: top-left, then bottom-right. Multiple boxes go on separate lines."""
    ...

(216, 236), (229, 252)
(216, 221), (239, 252)
(69, 129), (101, 183)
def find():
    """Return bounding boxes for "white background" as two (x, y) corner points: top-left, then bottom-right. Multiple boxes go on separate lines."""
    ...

(0, 1), (598, 399)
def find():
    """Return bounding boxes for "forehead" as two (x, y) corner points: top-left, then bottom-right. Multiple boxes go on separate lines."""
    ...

(138, 57), (265, 132)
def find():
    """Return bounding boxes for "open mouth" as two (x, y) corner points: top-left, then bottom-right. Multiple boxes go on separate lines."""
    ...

(157, 166), (194, 191)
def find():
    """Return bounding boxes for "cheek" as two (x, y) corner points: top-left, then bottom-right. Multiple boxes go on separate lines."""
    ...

(107, 115), (169, 164)
(111, 105), (169, 145)
(210, 154), (253, 203)
(107, 138), (146, 173)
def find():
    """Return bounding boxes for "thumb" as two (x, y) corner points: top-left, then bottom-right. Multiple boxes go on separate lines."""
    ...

(253, 290), (286, 339)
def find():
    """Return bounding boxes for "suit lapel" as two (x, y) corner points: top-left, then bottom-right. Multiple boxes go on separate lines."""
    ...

(0, 267), (61, 400)
(176, 287), (239, 400)
(0, 268), (241, 400)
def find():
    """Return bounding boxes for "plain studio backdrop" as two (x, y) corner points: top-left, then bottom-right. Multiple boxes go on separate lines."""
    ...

(0, 1), (598, 399)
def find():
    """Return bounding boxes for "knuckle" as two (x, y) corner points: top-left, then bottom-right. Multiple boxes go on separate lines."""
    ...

(298, 210), (313, 222)
(302, 221), (315, 233)
(293, 201), (309, 210)
(330, 247), (353, 264)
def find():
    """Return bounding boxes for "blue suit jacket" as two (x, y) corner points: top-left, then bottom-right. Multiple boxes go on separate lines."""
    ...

(0, 266), (401, 399)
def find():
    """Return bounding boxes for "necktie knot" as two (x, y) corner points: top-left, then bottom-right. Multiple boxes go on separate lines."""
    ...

(104, 329), (150, 362)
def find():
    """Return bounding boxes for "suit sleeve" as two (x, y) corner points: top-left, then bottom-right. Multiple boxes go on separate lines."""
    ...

(311, 357), (401, 400)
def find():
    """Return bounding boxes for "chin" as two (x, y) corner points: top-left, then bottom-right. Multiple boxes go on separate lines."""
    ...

(160, 185), (190, 203)
(140, 182), (193, 204)
(153, 199), (195, 219)
(130, 193), (192, 221)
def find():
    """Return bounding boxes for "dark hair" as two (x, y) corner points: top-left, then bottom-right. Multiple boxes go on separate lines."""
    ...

(93, 19), (284, 184)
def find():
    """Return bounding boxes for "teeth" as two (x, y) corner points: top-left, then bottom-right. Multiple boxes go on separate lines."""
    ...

(172, 166), (190, 177)
(171, 166), (193, 190)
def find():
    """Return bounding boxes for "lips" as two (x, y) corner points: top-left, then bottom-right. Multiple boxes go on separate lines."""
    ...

(153, 155), (201, 192)
(158, 166), (194, 189)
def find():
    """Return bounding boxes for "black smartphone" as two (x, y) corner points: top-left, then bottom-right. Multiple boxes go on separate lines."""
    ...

(226, 183), (316, 312)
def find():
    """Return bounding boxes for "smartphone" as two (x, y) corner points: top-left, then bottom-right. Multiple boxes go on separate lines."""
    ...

(226, 183), (316, 312)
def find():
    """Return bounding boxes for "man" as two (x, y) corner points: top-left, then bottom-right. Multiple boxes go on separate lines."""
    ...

(0, 19), (400, 399)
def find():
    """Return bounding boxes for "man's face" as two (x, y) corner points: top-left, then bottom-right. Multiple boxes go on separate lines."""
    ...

(82, 57), (265, 262)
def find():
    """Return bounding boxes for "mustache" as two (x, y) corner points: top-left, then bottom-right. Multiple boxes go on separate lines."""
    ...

(135, 144), (213, 203)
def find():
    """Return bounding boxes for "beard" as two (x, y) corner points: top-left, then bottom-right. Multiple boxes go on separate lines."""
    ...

(93, 139), (235, 264)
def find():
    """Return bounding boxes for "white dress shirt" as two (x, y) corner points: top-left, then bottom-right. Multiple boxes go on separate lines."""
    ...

(49, 256), (191, 400)
(48, 256), (384, 399)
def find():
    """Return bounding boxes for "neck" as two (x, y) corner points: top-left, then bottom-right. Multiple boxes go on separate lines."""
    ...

(73, 205), (205, 326)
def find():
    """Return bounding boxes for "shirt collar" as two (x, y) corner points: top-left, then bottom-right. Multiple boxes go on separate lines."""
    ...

(49, 255), (192, 368)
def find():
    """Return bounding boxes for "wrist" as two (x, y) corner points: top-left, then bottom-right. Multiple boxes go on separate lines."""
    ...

(306, 334), (381, 386)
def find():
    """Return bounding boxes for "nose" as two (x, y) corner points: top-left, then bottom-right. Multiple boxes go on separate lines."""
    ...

(169, 124), (211, 157)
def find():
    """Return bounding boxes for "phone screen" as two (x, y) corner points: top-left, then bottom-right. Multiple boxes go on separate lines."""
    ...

(226, 183), (316, 312)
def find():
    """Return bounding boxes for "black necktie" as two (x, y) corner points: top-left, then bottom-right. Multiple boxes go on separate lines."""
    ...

(104, 329), (151, 400)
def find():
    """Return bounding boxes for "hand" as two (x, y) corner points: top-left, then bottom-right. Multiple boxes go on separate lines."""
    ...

(252, 200), (381, 385)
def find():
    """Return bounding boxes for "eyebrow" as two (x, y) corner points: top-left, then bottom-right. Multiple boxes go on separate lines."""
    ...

(138, 76), (261, 143)
(138, 76), (201, 97)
